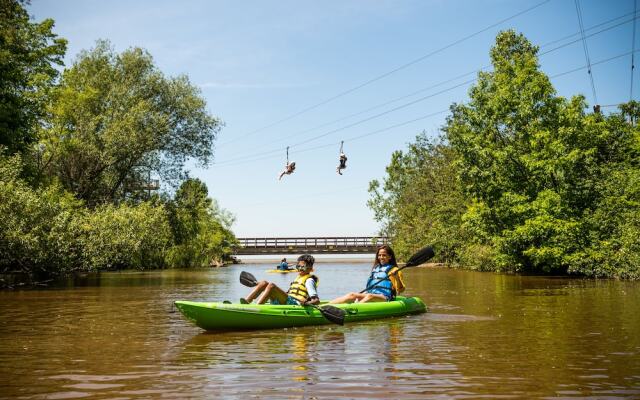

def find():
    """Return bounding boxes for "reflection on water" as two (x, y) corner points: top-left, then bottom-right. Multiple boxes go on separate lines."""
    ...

(0, 265), (639, 399)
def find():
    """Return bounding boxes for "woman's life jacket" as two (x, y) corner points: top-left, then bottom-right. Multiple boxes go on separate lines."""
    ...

(365, 264), (396, 299)
(287, 274), (319, 303)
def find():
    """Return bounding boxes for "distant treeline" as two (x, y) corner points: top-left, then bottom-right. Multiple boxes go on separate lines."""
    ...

(369, 30), (640, 279)
(1, 0), (236, 285)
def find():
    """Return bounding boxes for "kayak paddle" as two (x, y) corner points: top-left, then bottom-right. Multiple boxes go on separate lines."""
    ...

(360, 245), (435, 293)
(239, 271), (345, 325)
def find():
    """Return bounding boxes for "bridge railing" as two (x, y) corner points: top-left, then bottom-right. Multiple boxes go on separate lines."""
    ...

(236, 236), (388, 249)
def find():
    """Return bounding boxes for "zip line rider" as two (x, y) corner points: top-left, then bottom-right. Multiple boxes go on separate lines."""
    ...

(337, 141), (347, 175)
(278, 146), (296, 180)
(278, 161), (296, 180)
(337, 152), (347, 175)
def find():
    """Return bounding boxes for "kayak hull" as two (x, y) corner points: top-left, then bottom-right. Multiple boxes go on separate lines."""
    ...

(174, 296), (427, 331)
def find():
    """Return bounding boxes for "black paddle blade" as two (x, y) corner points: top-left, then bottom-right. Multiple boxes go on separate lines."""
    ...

(317, 305), (346, 326)
(239, 271), (258, 287)
(404, 245), (435, 267)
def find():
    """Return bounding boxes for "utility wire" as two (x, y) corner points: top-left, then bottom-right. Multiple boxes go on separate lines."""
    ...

(266, 11), (637, 149)
(540, 10), (635, 48)
(224, 12), (638, 159)
(540, 14), (639, 56)
(213, 49), (640, 169)
(632, 0), (637, 101)
(214, 14), (639, 166)
(267, 69), (480, 147)
(575, 0), (598, 105)
(216, 0), (551, 148)
(215, 79), (473, 165)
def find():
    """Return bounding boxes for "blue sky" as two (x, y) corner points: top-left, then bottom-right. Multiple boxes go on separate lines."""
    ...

(29, 0), (638, 237)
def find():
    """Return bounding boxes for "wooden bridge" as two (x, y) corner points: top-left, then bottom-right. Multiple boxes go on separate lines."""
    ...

(233, 236), (389, 255)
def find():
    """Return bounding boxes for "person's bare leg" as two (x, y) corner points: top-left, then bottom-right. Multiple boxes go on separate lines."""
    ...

(256, 282), (288, 304)
(329, 292), (364, 304)
(244, 281), (268, 303)
(358, 293), (387, 303)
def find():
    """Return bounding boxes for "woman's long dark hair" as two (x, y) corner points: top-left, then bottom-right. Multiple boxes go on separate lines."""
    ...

(373, 245), (398, 268)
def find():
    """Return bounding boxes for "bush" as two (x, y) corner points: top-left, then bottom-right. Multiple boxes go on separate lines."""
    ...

(79, 202), (172, 270)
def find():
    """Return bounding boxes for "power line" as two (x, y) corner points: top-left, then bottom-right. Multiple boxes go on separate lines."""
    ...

(574, 0), (598, 105)
(216, 0), (551, 148)
(540, 13), (639, 56)
(213, 14), (639, 166)
(213, 49), (639, 169)
(267, 69), (480, 148)
(550, 49), (640, 79)
(222, 11), (638, 159)
(214, 79), (473, 165)
(539, 9), (635, 48)
(268, 11), (638, 149)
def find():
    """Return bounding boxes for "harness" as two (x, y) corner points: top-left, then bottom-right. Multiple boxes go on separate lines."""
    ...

(287, 274), (319, 303)
(365, 264), (395, 300)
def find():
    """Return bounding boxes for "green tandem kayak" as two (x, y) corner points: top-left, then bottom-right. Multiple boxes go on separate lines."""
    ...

(175, 296), (427, 331)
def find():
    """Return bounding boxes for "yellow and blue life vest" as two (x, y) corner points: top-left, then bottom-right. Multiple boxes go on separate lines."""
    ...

(287, 274), (319, 303)
(365, 264), (395, 300)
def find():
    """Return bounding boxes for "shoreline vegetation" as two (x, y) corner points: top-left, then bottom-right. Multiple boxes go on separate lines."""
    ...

(2, 1), (640, 288)
(368, 31), (640, 280)
(1, 1), (236, 288)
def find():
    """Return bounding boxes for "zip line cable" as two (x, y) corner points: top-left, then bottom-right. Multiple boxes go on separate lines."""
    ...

(575, 0), (598, 105)
(539, 14), (639, 56)
(292, 13), (630, 147)
(216, 0), (552, 148)
(548, 49), (640, 79)
(262, 12), (635, 152)
(213, 15), (639, 166)
(222, 10), (632, 157)
(291, 78), (476, 148)
(214, 109), (451, 167)
(264, 11), (637, 149)
(212, 48), (640, 169)
(266, 69), (480, 147)
(631, 0), (637, 101)
(215, 78), (473, 165)
(540, 9), (635, 49)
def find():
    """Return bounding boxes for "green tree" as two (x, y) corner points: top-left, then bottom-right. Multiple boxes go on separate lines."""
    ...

(166, 178), (236, 267)
(0, 151), (84, 279)
(444, 30), (639, 275)
(368, 134), (468, 264)
(370, 30), (640, 278)
(0, 0), (66, 155)
(78, 201), (172, 270)
(41, 40), (223, 205)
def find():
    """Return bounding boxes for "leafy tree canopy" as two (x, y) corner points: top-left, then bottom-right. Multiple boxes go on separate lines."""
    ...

(41, 40), (223, 205)
(370, 30), (640, 278)
(0, 0), (67, 155)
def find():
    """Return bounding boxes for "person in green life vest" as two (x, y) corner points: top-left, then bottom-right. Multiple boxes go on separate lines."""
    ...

(329, 245), (405, 304)
(241, 254), (319, 305)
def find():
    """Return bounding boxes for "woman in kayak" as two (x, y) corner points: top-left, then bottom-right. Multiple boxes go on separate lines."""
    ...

(329, 245), (405, 304)
(241, 254), (319, 305)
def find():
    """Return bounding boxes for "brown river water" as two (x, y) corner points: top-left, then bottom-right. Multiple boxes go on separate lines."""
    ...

(0, 263), (639, 399)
